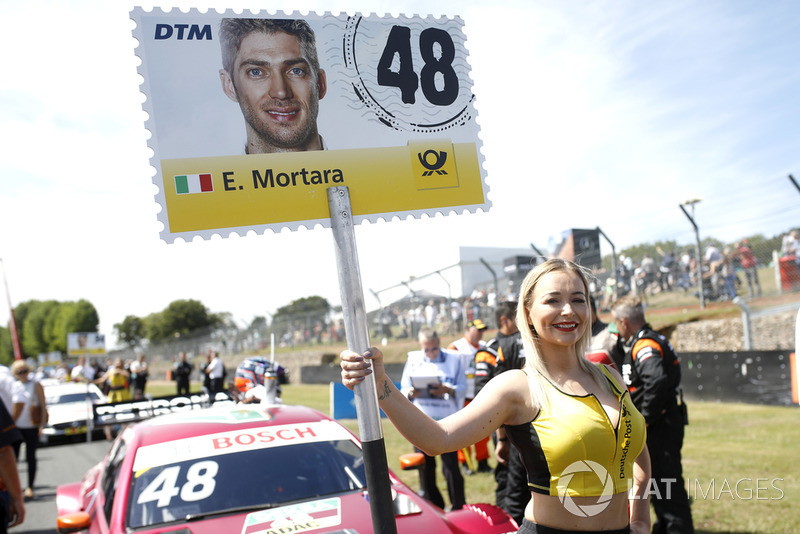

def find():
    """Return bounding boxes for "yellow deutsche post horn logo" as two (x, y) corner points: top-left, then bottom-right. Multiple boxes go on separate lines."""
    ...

(409, 140), (460, 190)
(418, 150), (448, 176)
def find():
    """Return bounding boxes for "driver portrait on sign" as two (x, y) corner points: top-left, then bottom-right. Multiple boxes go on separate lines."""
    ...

(218, 18), (328, 154)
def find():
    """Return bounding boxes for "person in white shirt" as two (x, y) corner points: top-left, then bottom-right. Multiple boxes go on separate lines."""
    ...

(54, 364), (68, 382)
(781, 230), (800, 269)
(10, 360), (46, 500)
(400, 328), (466, 511)
(450, 299), (464, 332)
(70, 357), (95, 382)
(424, 300), (437, 328)
(0, 365), (22, 414)
(781, 230), (799, 256)
(704, 244), (721, 264)
(204, 351), (225, 403)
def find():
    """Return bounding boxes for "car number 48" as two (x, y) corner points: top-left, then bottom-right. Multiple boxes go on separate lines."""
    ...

(137, 460), (219, 507)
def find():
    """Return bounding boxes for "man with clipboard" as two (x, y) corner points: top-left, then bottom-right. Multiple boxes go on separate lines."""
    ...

(400, 327), (467, 511)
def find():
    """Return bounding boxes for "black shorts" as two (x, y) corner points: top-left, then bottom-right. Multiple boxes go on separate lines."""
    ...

(0, 489), (8, 534)
(518, 519), (630, 534)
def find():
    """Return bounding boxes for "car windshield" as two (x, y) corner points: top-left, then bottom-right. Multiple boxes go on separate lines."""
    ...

(46, 391), (103, 404)
(127, 438), (366, 528)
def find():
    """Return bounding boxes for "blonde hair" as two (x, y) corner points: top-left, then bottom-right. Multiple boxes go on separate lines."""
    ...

(515, 258), (611, 409)
(11, 360), (31, 382)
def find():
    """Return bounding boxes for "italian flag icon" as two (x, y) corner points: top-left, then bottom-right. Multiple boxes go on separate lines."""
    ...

(174, 173), (213, 194)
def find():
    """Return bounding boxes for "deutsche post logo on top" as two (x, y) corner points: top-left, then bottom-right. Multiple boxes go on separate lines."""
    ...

(409, 140), (460, 190)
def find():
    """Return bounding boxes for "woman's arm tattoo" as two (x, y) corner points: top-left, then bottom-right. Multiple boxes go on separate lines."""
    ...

(378, 379), (392, 400)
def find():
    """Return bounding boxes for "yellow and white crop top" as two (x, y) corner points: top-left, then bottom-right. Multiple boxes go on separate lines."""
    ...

(504, 365), (646, 497)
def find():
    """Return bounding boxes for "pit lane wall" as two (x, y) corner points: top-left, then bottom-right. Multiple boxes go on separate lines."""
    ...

(680, 350), (796, 406)
(305, 354), (798, 409)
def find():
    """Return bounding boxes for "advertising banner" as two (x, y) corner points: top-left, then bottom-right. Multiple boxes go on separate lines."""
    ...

(67, 332), (106, 356)
(131, 9), (489, 242)
(93, 391), (237, 426)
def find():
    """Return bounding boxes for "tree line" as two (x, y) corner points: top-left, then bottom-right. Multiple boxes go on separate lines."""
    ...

(113, 299), (224, 349)
(0, 295), (333, 365)
(0, 299), (99, 365)
(114, 296), (332, 349)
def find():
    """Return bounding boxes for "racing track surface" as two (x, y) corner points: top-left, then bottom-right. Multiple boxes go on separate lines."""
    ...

(12, 438), (111, 534)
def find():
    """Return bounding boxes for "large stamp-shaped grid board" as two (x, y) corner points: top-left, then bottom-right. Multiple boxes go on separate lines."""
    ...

(130, 8), (489, 242)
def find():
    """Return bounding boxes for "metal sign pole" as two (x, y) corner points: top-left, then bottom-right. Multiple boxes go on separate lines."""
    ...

(327, 186), (397, 534)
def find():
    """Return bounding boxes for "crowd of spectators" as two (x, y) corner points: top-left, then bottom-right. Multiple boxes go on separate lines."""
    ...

(594, 234), (793, 310)
(28, 354), (149, 400)
(375, 287), (518, 342)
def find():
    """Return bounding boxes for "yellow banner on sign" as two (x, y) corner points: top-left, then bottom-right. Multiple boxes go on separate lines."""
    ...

(161, 140), (483, 233)
(68, 348), (107, 356)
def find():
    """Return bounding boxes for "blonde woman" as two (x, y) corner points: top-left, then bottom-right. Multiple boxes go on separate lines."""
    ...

(10, 360), (46, 500)
(341, 259), (651, 533)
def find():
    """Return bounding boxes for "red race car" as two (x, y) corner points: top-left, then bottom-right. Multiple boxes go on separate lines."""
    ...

(56, 403), (518, 534)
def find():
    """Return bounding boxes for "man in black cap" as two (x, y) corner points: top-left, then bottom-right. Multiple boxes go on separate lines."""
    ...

(611, 295), (694, 534)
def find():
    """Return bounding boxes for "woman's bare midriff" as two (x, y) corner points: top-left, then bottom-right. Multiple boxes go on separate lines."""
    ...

(527, 491), (630, 531)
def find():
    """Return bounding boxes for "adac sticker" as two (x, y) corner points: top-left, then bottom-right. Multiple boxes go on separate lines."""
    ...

(240, 498), (342, 534)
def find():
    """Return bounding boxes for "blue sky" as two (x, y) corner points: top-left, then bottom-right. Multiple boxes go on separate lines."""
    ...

(1, 0), (798, 346)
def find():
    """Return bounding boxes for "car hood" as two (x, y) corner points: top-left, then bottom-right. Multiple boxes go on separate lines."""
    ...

(127, 487), (454, 534)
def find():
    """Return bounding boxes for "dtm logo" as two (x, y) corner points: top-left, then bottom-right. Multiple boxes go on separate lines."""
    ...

(154, 24), (212, 40)
(417, 150), (448, 176)
(556, 460), (615, 517)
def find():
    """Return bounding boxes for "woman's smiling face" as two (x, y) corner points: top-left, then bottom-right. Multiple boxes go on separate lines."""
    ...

(526, 269), (589, 354)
